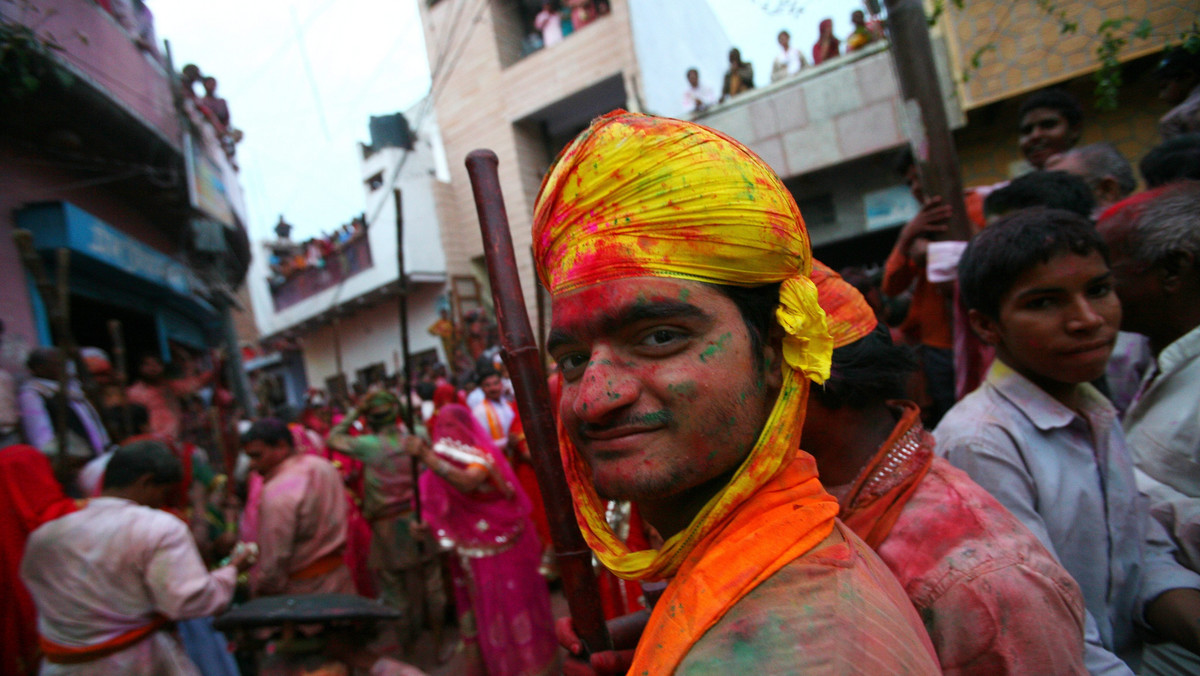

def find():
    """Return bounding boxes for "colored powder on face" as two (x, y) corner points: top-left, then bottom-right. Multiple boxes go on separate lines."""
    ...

(699, 332), (733, 363)
(668, 381), (699, 398)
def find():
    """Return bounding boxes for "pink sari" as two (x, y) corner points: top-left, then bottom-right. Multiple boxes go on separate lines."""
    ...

(422, 405), (557, 676)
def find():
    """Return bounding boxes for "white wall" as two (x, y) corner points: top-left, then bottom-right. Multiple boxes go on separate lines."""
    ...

(299, 283), (445, 388)
(628, 0), (732, 119)
(246, 103), (448, 338)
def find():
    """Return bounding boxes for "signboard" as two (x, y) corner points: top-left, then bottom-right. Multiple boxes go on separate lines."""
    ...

(863, 185), (920, 231)
(184, 133), (237, 227)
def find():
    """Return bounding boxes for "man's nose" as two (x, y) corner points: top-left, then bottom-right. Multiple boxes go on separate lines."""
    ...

(570, 351), (639, 422)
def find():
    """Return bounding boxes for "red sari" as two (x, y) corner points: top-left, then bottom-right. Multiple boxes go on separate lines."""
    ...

(1, 445), (81, 676)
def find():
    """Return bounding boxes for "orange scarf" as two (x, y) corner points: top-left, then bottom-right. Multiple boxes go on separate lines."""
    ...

(40, 615), (169, 664)
(838, 402), (933, 549)
(628, 452), (837, 673)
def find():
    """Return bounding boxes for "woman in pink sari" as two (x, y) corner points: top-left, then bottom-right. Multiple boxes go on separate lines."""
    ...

(419, 404), (557, 676)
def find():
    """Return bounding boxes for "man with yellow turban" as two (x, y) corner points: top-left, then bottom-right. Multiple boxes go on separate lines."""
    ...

(804, 263), (1094, 674)
(535, 111), (939, 674)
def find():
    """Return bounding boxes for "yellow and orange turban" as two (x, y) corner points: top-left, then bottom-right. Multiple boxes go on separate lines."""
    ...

(810, 260), (878, 348)
(532, 111), (834, 581)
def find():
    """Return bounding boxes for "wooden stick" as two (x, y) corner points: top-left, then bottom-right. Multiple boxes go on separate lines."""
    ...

(465, 149), (612, 656)
(107, 319), (134, 439)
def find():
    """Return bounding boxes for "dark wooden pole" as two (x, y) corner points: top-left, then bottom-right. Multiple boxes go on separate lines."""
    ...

(465, 149), (613, 656)
(393, 188), (421, 524)
(107, 319), (134, 439)
(884, 0), (970, 241)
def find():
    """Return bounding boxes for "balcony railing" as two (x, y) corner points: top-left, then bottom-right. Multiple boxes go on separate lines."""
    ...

(269, 235), (374, 311)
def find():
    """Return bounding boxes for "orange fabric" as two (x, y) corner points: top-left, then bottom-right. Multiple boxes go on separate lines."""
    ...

(288, 551), (345, 581)
(39, 615), (168, 664)
(480, 400), (503, 442)
(628, 453), (838, 673)
(838, 401), (934, 549)
(811, 259), (878, 348)
(883, 247), (953, 349)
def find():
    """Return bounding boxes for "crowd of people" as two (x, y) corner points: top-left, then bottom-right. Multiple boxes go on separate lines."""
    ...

(525, 0), (613, 56)
(684, 10), (886, 113)
(3, 24), (1200, 676)
(266, 214), (370, 288)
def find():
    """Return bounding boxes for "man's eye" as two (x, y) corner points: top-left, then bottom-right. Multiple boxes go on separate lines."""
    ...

(1024, 297), (1054, 310)
(556, 353), (588, 377)
(1088, 282), (1112, 298)
(641, 329), (684, 347)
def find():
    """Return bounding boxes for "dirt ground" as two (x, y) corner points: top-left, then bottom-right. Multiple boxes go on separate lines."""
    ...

(404, 587), (570, 675)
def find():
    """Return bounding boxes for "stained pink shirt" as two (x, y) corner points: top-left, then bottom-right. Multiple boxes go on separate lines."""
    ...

(250, 453), (354, 597)
(870, 458), (1088, 674)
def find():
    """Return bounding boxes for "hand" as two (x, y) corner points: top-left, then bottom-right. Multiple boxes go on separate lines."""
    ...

(556, 617), (635, 676)
(229, 542), (259, 573)
(898, 196), (951, 249)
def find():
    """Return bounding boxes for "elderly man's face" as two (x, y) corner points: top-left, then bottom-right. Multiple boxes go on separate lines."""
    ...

(1096, 216), (1160, 335)
(548, 277), (778, 503)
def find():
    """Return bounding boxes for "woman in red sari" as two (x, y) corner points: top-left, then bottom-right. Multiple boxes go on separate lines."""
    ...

(1, 445), (80, 675)
(419, 404), (557, 676)
(813, 18), (841, 65)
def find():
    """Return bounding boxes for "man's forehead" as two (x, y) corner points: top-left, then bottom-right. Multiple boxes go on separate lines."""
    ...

(548, 278), (714, 338)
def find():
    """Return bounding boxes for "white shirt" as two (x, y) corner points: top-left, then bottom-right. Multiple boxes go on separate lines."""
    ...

(472, 397), (515, 445)
(1123, 323), (1200, 573)
(771, 45), (805, 82)
(534, 8), (563, 47)
(682, 83), (717, 114)
(21, 497), (237, 674)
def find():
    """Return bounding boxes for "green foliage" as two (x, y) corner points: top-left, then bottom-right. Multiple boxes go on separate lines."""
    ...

(0, 5), (72, 104)
(931, 0), (1199, 110)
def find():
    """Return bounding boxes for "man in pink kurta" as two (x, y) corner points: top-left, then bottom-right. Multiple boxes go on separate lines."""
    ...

(242, 418), (355, 597)
(20, 441), (253, 675)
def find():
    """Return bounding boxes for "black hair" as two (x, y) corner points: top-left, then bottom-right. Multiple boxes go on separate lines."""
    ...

(240, 418), (294, 449)
(983, 171), (1095, 218)
(1017, 89), (1083, 129)
(958, 207), (1108, 319)
(1157, 46), (1200, 80)
(709, 281), (782, 363)
(893, 146), (915, 176)
(1140, 134), (1200, 188)
(103, 403), (150, 442)
(26, 347), (61, 373)
(813, 323), (916, 410)
(476, 365), (501, 382)
(104, 440), (183, 489)
(416, 381), (436, 400)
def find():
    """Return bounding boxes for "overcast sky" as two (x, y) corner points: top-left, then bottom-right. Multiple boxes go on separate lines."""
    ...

(153, 0), (864, 243)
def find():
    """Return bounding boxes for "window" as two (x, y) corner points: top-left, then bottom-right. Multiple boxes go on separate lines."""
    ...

(366, 171), (384, 191)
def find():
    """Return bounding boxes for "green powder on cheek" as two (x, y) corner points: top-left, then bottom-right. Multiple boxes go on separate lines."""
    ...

(699, 332), (733, 363)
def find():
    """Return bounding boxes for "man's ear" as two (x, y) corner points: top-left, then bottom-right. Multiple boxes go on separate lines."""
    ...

(968, 308), (1003, 347)
(762, 321), (785, 390)
(1159, 250), (1194, 293)
(1095, 177), (1122, 208)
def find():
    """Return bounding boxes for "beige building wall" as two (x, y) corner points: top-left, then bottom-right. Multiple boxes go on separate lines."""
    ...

(419, 0), (641, 330)
(942, 0), (1191, 109)
(955, 54), (1172, 188)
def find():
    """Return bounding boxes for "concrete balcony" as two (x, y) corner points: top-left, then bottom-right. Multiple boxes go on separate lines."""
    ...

(270, 236), (375, 312)
(694, 40), (962, 182)
(13, 0), (181, 149)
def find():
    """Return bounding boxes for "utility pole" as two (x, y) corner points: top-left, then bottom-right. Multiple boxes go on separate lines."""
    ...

(884, 0), (971, 241)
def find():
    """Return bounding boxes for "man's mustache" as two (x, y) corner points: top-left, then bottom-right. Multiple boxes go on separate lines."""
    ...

(576, 410), (673, 436)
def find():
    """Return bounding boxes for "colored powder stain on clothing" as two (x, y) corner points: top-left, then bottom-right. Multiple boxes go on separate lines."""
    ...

(699, 333), (733, 363)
